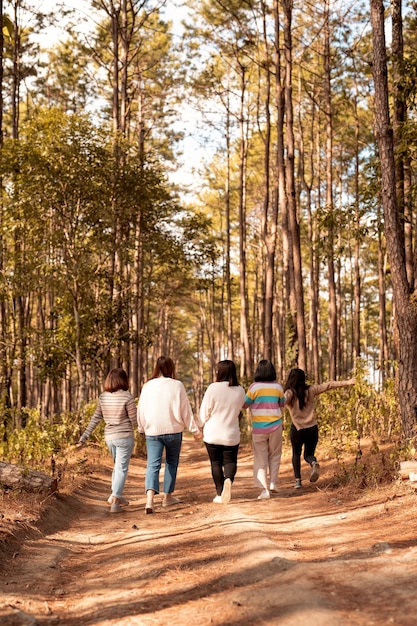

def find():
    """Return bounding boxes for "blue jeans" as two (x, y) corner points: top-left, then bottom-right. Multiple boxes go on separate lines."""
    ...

(105, 436), (135, 499)
(145, 433), (183, 494)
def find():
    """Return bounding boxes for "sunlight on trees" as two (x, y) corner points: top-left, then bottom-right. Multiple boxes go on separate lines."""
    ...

(0, 0), (416, 449)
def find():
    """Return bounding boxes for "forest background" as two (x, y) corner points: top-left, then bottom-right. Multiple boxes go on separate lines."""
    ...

(1, 0), (417, 473)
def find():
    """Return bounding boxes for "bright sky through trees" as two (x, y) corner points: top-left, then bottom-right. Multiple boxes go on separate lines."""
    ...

(29, 0), (207, 192)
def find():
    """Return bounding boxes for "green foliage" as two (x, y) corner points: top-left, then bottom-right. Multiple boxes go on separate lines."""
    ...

(317, 362), (400, 442)
(0, 398), (112, 474)
(77, 401), (105, 446)
(0, 408), (82, 470)
(311, 366), (403, 489)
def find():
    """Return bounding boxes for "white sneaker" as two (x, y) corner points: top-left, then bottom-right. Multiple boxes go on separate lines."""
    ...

(162, 495), (181, 507)
(108, 495), (129, 505)
(110, 499), (122, 513)
(213, 495), (222, 503)
(310, 462), (320, 482)
(257, 489), (270, 500)
(269, 483), (277, 492)
(221, 478), (232, 504)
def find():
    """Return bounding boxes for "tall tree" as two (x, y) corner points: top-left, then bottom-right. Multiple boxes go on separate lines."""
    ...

(236, 49), (253, 379)
(323, 0), (338, 379)
(370, 0), (417, 439)
(259, 0), (276, 362)
(273, 0), (288, 377)
(282, 0), (307, 370)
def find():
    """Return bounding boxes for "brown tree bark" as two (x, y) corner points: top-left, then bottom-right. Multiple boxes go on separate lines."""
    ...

(237, 61), (252, 379)
(260, 0), (276, 362)
(391, 0), (413, 293)
(273, 0), (290, 375)
(377, 219), (389, 384)
(282, 0), (307, 371)
(0, 0), (10, 409)
(299, 94), (320, 383)
(323, 0), (337, 379)
(225, 99), (234, 360)
(370, 0), (417, 439)
(353, 81), (362, 363)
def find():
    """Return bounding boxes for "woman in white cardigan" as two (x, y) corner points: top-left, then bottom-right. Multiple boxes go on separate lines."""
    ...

(198, 360), (246, 504)
(138, 356), (201, 514)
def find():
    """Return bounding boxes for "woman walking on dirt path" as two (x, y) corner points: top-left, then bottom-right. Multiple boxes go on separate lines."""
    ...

(77, 368), (137, 514)
(244, 360), (286, 500)
(198, 360), (246, 504)
(137, 356), (201, 514)
(284, 368), (356, 489)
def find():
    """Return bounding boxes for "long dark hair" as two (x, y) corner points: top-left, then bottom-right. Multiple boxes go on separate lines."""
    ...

(254, 359), (276, 382)
(152, 356), (175, 379)
(104, 368), (129, 392)
(284, 368), (309, 410)
(216, 360), (239, 387)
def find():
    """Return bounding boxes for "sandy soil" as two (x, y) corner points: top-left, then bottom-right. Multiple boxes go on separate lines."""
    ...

(1, 437), (417, 626)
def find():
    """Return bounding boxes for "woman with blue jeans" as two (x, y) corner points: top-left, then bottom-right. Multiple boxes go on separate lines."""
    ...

(137, 356), (201, 514)
(77, 368), (137, 513)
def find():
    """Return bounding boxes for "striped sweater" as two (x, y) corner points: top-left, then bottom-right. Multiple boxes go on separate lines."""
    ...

(244, 381), (285, 435)
(80, 389), (137, 442)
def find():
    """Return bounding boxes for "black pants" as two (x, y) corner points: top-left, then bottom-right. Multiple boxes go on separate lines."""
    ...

(290, 424), (319, 479)
(205, 442), (239, 496)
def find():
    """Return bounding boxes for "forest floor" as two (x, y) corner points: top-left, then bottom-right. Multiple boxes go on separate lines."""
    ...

(1, 436), (417, 626)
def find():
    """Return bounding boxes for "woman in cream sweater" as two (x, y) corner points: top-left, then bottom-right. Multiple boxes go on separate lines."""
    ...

(137, 356), (201, 514)
(198, 360), (246, 504)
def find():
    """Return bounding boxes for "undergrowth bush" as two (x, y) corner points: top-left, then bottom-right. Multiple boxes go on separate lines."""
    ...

(313, 368), (414, 488)
(0, 401), (104, 473)
(319, 372), (400, 443)
(0, 400), (148, 475)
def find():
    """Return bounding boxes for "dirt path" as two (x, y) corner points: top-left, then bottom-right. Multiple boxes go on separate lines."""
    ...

(1, 438), (417, 625)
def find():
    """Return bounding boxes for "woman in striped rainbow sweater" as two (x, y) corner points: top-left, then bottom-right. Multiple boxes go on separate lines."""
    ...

(244, 360), (286, 500)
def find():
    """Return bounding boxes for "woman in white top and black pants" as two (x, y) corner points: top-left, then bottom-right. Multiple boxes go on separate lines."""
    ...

(198, 360), (246, 504)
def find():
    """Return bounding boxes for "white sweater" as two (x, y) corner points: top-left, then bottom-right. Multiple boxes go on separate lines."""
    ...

(198, 381), (246, 446)
(137, 376), (200, 436)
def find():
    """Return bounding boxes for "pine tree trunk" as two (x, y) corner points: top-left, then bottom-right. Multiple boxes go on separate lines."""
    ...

(260, 0), (275, 362)
(353, 84), (362, 362)
(377, 224), (389, 384)
(237, 63), (252, 379)
(282, 0), (307, 370)
(370, 0), (417, 439)
(323, 0), (337, 379)
(225, 101), (234, 360)
(274, 0), (290, 373)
